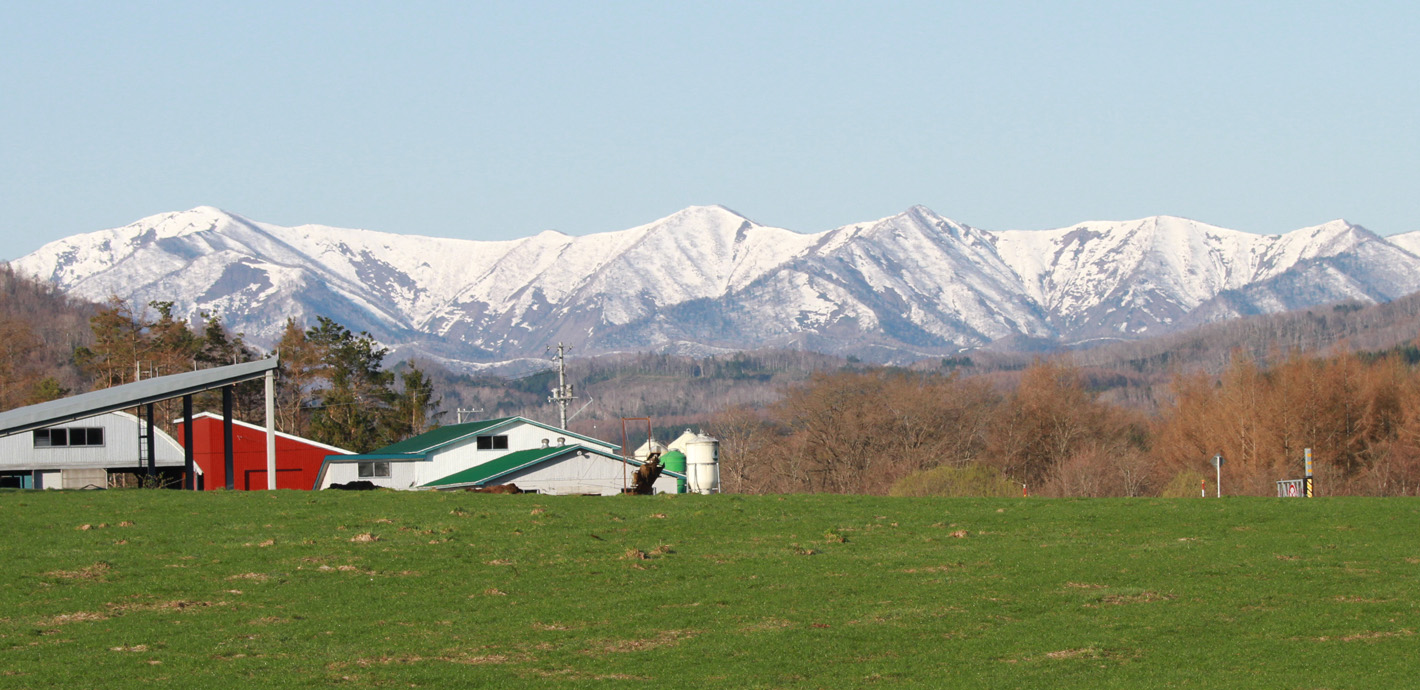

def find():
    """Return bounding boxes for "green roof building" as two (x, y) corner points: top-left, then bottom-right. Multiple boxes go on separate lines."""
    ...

(314, 416), (683, 495)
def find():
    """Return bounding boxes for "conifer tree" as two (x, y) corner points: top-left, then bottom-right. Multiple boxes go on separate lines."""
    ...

(305, 317), (396, 452)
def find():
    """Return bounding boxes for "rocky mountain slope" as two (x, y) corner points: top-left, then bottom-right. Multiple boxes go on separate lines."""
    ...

(13, 205), (1420, 368)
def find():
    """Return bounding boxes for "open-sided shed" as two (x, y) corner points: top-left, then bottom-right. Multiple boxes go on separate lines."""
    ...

(0, 410), (185, 489)
(0, 357), (280, 490)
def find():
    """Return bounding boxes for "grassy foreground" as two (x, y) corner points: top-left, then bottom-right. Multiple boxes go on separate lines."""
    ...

(1, 491), (1416, 689)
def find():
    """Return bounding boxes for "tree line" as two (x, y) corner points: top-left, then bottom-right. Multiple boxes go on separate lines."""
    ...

(709, 345), (1420, 497)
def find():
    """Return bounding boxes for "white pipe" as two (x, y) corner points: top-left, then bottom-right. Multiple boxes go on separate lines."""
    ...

(265, 369), (277, 490)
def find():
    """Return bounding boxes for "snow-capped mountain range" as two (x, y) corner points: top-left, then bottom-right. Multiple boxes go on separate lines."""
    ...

(13, 205), (1420, 368)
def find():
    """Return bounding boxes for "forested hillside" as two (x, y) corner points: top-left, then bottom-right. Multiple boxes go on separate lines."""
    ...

(0, 265), (93, 409)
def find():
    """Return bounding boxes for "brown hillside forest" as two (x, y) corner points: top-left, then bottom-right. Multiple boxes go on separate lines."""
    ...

(4, 264), (1420, 496)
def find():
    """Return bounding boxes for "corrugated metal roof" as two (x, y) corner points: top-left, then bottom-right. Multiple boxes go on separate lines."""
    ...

(351, 416), (619, 459)
(0, 357), (279, 438)
(421, 445), (574, 487)
(420, 445), (684, 489)
(372, 417), (513, 455)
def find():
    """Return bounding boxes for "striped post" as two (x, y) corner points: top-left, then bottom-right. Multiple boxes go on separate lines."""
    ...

(1304, 448), (1314, 498)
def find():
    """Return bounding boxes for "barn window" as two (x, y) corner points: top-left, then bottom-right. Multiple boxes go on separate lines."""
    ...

(476, 435), (509, 450)
(33, 428), (104, 448)
(358, 462), (390, 478)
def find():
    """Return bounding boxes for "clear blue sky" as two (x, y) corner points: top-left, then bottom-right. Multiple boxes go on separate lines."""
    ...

(3, 1), (1417, 260)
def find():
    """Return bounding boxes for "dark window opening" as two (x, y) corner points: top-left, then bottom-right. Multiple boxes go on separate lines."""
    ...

(357, 462), (390, 478)
(476, 434), (509, 450)
(34, 427), (104, 448)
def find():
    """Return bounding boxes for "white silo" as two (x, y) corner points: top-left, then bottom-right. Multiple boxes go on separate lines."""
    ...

(633, 438), (668, 462)
(685, 433), (720, 494)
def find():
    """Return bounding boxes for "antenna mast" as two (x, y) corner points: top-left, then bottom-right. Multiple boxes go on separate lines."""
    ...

(547, 343), (575, 429)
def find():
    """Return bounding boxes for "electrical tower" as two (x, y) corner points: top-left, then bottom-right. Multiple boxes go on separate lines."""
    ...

(547, 343), (575, 429)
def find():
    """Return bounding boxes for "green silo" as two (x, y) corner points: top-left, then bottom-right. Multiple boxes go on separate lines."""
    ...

(660, 450), (687, 494)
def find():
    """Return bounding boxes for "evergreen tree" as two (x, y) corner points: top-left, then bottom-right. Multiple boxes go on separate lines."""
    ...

(386, 362), (443, 441)
(74, 298), (147, 388)
(305, 317), (396, 452)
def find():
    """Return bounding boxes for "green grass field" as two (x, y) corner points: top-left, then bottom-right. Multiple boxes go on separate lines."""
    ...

(1, 491), (1416, 688)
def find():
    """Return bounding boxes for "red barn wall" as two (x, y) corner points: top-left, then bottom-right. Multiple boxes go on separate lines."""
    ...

(176, 415), (345, 490)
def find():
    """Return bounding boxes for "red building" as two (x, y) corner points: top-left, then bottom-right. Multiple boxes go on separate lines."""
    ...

(176, 412), (353, 490)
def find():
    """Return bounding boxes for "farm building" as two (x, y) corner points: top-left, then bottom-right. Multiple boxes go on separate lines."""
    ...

(174, 412), (353, 490)
(0, 410), (185, 489)
(315, 416), (685, 494)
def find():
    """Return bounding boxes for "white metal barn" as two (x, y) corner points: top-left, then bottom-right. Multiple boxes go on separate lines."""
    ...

(314, 416), (684, 495)
(0, 410), (185, 489)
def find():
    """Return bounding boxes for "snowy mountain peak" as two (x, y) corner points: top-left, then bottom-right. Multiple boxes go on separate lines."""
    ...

(13, 206), (1420, 367)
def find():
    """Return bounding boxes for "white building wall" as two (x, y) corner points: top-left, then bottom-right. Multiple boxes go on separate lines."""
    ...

(497, 452), (680, 496)
(318, 459), (422, 490)
(414, 421), (614, 487)
(0, 411), (184, 472)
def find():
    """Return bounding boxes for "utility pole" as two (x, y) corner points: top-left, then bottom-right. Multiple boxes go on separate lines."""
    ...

(547, 343), (575, 430)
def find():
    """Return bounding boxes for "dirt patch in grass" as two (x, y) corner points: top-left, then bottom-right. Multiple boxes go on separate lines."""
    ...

(349, 533), (379, 543)
(314, 564), (369, 574)
(107, 599), (225, 614)
(40, 611), (108, 626)
(1045, 647), (1104, 660)
(1312, 629), (1414, 642)
(228, 572), (271, 582)
(437, 650), (535, 665)
(45, 562), (112, 581)
(521, 667), (650, 681)
(901, 563), (964, 574)
(588, 629), (698, 654)
(1098, 591), (1174, 605)
(354, 654), (425, 667)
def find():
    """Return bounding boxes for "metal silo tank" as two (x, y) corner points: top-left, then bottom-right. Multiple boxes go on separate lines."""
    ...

(685, 434), (720, 494)
(660, 450), (687, 494)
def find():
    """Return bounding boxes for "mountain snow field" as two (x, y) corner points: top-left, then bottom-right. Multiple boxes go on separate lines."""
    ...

(14, 205), (1420, 368)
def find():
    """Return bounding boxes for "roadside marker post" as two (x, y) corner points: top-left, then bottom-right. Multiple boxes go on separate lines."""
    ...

(1304, 448), (1314, 498)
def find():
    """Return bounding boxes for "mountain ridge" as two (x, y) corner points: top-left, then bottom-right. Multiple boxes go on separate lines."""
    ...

(13, 205), (1420, 369)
